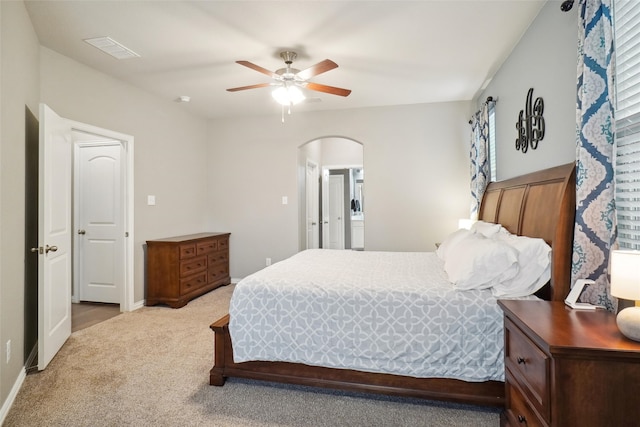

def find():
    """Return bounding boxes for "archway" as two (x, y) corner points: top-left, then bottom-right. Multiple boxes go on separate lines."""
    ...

(297, 137), (364, 251)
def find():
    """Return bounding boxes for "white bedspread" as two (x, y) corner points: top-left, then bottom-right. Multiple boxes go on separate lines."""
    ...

(228, 249), (536, 382)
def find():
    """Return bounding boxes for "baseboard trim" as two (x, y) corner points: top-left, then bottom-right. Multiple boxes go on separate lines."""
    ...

(0, 367), (26, 425)
(131, 300), (145, 311)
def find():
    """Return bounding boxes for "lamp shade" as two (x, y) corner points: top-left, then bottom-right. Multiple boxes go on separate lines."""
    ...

(610, 250), (640, 301)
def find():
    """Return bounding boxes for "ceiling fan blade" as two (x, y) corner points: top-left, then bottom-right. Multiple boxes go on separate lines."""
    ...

(236, 60), (277, 78)
(305, 82), (351, 97)
(226, 83), (272, 92)
(296, 59), (338, 80)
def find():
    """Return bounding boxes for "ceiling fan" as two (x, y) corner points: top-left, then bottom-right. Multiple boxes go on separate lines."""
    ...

(226, 51), (352, 106)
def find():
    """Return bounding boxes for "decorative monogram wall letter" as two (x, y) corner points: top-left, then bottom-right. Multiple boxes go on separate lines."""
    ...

(515, 88), (545, 153)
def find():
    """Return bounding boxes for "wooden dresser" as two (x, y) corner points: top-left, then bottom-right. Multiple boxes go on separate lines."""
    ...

(498, 300), (640, 427)
(146, 232), (230, 308)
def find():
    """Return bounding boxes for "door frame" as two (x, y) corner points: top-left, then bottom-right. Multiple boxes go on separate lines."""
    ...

(305, 159), (319, 249)
(69, 121), (134, 312)
(297, 136), (364, 251)
(322, 166), (360, 249)
(327, 174), (345, 249)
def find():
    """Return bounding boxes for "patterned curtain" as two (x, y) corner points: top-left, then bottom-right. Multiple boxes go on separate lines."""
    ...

(469, 104), (490, 219)
(571, 0), (617, 311)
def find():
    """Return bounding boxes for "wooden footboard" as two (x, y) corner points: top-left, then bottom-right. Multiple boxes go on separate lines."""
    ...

(210, 314), (504, 407)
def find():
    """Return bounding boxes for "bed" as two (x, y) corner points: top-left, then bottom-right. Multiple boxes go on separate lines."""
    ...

(210, 162), (576, 407)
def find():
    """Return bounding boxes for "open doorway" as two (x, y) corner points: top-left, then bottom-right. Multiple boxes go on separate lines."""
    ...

(71, 132), (127, 332)
(72, 134), (125, 305)
(298, 137), (363, 251)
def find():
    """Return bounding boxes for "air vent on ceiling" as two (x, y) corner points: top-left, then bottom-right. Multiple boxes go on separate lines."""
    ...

(83, 36), (140, 60)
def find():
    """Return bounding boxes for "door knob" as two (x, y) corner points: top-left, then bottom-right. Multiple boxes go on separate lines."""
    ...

(45, 245), (58, 253)
(78, 229), (86, 235)
(30, 247), (42, 254)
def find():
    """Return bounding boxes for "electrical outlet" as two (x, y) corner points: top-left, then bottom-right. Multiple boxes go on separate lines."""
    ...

(6, 340), (11, 363)
(266, 258), (272, 266)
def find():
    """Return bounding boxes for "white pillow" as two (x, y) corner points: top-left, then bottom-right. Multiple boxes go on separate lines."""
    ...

(470, 220), (505, 237)
(444, 232), (519, 290)
(490, 233), (552, 298)
(437, 228), (474, 261)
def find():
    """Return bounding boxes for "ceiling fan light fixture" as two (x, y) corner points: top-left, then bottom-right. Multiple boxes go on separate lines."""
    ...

(272, 85), (305, 106)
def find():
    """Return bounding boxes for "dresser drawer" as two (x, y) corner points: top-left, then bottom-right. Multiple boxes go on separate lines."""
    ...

(180, 256), (207, 277)
(197, 239), (218, 255)
(504, 318), (549, 419)
(180, 272), (208, 294)
(208, 251), (229, 266)
(505, 371), (547, 427)
(208, 264), (229, 283)
(217, 237), (229, 251)
(179, 244), (196, 259)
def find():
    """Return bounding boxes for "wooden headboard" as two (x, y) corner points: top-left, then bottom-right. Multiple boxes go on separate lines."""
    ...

(478, 163), (576, 301)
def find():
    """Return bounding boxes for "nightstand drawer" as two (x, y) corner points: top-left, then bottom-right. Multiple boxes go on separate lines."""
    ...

(504, 318), (549, 419)
(505, 369), (547, 427)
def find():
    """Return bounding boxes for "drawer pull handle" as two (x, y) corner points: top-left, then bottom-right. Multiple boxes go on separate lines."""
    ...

(516, 356), (526, 365)
(517, 414), (527, 423)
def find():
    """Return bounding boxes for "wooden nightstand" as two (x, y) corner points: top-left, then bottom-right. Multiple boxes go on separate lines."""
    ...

(498, 300), (640, 427)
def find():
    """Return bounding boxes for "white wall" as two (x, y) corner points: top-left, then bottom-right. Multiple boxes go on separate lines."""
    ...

(478, 1), (578, 179)
(321, 137), (363, 167)
(207, 102), (472, 279)
(39, 47), (210, 303)
(0, 0), (40, 412)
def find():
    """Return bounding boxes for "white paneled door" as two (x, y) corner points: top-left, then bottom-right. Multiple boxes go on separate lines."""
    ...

(328, 175), (345, 249)
(38, 104), (72, 370)
(76, 142), (124, 303)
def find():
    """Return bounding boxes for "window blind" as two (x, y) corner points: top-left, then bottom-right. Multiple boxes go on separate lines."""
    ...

(614, 0), (640, 249)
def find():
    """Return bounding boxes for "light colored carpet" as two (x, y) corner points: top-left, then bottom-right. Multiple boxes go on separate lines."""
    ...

(5, 285), (500, 426)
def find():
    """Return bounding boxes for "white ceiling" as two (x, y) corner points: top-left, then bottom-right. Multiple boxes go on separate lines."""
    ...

(24, 1), (546, 120)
